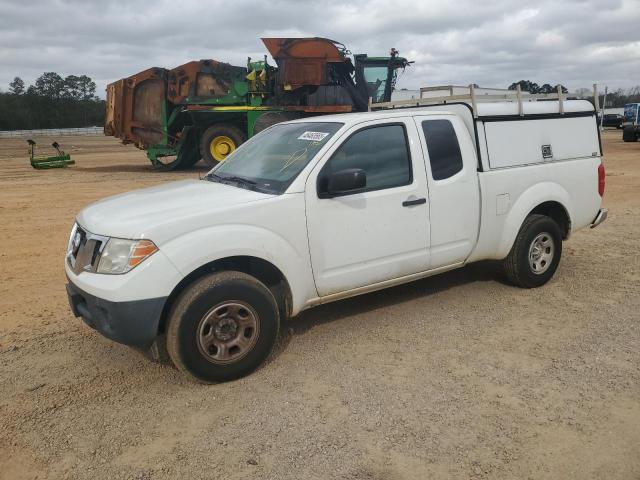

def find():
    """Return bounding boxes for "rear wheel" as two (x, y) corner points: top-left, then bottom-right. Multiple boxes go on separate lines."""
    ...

(503, 214), (562, 288)
(623, 127), (637, 142)
(200, 125), (246, 167)
(166, 271), (280, 383)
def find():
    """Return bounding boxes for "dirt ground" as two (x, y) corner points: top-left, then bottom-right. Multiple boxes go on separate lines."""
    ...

(0, 131), (638, 480)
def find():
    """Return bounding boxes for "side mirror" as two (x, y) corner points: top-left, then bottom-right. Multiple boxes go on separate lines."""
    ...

(326, 168), (366, 196)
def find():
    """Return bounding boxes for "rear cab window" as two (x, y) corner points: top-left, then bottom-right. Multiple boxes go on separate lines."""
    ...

(421, 119), (464, 180)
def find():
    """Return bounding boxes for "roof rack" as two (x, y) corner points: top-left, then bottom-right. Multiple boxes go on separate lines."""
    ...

(369, 84), (600, 118)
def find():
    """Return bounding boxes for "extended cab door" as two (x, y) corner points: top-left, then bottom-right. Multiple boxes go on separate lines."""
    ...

(305, 118), (430, 297)
(413, 114), (480, 269)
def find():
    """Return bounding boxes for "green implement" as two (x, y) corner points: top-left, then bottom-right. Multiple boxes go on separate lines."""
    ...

(28, 139), (75, 169)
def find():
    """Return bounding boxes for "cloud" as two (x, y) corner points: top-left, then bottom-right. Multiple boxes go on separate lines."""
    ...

(535, 31), (566, 48)
(0, 0), (638, 96)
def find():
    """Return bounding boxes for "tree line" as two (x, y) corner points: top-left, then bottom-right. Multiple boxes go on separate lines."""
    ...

(0, 73), (105, 130)
(2, 73), (638, 130)
(508, 80), (640, 108)
(595, 86), (640, 109)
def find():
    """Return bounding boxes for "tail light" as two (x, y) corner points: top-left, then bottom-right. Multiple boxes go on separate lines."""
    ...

(598, 163), (605, 197)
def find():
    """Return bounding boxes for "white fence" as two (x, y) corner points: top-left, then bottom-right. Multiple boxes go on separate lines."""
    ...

(0, 127), (103, 138)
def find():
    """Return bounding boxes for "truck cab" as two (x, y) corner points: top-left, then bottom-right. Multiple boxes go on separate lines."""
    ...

(67, 99), (607, 383)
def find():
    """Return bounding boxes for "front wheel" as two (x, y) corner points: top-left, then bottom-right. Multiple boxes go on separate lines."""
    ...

(623, 127), (637, 142)
(503, 214), (562, 288)
(166, 271), (280, 383)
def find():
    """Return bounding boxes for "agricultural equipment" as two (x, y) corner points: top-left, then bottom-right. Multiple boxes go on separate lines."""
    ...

(27, 139), (74, 169)
(104, 37), (411, 170)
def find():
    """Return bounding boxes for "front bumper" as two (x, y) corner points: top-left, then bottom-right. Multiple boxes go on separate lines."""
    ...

(590, 208), (608, 229)
(66, 280), (166, 346)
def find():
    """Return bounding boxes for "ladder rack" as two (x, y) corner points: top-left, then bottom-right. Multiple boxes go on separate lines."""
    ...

(370, 84), (600, 118)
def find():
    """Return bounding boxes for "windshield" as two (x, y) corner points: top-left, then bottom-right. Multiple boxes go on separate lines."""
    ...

(206, 122), (343, 194)
(363, 66), (388, 102)
(624, 104), (639, 124)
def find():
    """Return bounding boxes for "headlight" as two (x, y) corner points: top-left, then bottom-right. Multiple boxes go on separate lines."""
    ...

(96, 238), (158, 274)
(67, 223), (78, 254)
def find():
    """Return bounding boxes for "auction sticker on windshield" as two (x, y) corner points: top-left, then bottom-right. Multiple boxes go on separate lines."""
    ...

(298, 131), (330, 142)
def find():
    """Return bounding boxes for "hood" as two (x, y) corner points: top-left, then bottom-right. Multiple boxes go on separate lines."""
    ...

(77, 179), (273, 243)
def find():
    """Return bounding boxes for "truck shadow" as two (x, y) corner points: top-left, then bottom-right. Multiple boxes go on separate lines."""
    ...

(140, 260), (507, 374)
(278, 260), (506, 345)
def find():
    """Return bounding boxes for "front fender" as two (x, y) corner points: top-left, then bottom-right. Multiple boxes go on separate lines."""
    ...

(495, 182), (571, 259)
(160, 224), (317, 315)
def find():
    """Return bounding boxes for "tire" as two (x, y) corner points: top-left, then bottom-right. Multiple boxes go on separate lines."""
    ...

(166, 271), (279, 383)
(152, 155), (182, 171)
(152, 129), (202, 171)
(200, 124), (246, 167)
(153, 147), (200, 172)
(503, 214), (563, 288)
(622, 127), (637, 142)
(253, 111), (301, 135)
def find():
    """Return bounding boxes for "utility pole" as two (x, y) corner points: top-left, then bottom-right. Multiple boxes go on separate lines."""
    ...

(599, 86), (608, 131)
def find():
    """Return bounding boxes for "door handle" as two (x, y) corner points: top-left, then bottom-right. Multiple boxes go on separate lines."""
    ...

(402, 197), (426, 207)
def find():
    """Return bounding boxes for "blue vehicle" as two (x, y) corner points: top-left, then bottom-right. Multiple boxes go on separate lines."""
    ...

(623, 103), (639, 142)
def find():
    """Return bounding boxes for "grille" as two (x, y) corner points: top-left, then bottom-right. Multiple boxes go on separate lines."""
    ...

(67, 225), (107, 274)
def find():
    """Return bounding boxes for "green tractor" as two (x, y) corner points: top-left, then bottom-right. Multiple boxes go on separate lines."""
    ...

(105, 38), (411, 170)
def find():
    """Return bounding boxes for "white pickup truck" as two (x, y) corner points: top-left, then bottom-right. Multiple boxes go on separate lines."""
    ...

(66, 99), (607, 382)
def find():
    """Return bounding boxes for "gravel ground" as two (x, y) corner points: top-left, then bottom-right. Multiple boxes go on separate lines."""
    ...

(0, 131), (638, 479)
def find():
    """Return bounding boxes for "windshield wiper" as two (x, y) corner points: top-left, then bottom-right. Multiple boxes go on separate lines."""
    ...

(204, 173), (264, 191)
(221, 175), (257, 186)
(204, 173), (262, 191)
(203, 172), (223, 182)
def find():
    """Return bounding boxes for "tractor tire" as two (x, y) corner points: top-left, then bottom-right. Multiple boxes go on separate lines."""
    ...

(622, 127), (637, 142)
(200, 124), (246, 167)
(152, 129), (202, 171)
(166, 271), (280, 383)
(253, 111), (301, 135)
(153, 149), (201, 172)
(503, 214), (563, 289)
(152, 155), (183, 171)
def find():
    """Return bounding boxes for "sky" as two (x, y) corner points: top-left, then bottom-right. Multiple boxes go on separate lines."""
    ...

(1, 0), (639, 97)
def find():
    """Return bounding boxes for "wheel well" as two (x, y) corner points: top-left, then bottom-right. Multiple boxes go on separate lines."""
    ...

(529, 201), (571, 238)
(157, 256), (292, 334)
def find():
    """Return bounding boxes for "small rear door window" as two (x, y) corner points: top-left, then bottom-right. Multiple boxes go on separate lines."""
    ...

(421, 119), (463, 180)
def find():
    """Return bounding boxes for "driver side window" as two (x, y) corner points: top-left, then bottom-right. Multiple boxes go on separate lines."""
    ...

(318, 124), (412, 196)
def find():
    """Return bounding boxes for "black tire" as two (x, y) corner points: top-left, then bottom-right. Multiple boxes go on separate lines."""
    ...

(152, 155), (182, 171)
(622, 127), (637, 142)
(253, 111), (301, 135)
(153, 148), (200, 172)
(153, 129), (202, 171)
(200, 124), (246, 167)
(503, 214), (563, 288)
(166, 271), (279, 383)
